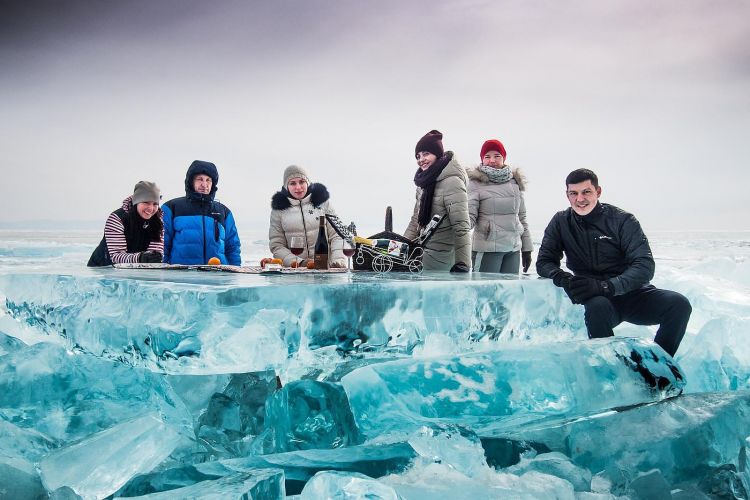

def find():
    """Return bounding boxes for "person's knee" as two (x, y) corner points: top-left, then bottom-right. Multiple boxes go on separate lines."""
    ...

(667, 292), (692, 319)
(584, 296), (613, 316)
(583, 296), (615, 323)
(583, 296), (615, 338)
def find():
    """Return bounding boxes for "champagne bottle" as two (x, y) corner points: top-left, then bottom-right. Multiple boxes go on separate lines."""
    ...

(354, 236), (409, 257)
(416, 214), (445, 244)
(314, 215), (329, 269)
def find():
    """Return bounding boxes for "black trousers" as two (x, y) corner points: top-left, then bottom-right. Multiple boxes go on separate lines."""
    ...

(582, 285), (692, 357)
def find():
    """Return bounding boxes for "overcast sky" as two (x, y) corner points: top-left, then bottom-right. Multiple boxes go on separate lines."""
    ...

(1, 0), (748, 236)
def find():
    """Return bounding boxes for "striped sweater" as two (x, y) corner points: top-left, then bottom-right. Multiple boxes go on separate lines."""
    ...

(103, 196), (164, 264)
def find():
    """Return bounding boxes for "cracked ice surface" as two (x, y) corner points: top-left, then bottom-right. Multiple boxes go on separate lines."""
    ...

(0, 270), (588, 375)
(1, 230), (750, 498)
(341, 338), (684, 439)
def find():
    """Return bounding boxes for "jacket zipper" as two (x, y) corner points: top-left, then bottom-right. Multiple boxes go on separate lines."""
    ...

(202, 208), (207, 264)
(591, 225), (601, 270)
(201, 215), (207, 264)
(299, 203), (309, 257)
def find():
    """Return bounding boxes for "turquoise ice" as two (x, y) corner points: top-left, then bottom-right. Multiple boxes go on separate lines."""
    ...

(341, 338), (684, 439)
(2, 229), (750, 497)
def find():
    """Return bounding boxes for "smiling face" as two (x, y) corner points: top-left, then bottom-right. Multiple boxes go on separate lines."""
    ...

(287, 177), (309, 200)
(566, 180), (602, 216)
(416, 152), (437, 171)
(136, 201), (159, 220)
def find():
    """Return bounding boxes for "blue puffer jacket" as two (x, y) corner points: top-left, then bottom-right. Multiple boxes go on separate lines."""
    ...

(162, 160), (241, 265)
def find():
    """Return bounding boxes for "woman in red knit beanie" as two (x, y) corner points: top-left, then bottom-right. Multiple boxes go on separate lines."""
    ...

(467, 139), (533, 274)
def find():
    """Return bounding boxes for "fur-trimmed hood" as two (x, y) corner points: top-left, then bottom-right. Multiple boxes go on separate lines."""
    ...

(271, 183), (331, 210)
(467, 166), (527, 191)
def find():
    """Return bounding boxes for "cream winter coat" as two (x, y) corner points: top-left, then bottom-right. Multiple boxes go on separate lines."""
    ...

(467, 167), (532, 253)
(269, 183), (345, 267)
(404, 153), (472, 271)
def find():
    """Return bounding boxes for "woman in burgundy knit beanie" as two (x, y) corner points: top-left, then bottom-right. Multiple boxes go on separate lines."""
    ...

(403, 130), (471, 272)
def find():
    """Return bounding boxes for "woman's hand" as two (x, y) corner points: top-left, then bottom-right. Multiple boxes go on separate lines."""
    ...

(522, 251), (532, 273)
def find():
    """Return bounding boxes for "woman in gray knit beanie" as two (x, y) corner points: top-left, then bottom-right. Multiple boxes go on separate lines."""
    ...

(87, 181), (164, 266)
(269, 165), (346, 268)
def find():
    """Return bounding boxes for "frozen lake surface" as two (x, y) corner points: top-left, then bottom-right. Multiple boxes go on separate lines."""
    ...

(1, 229), (749, 498)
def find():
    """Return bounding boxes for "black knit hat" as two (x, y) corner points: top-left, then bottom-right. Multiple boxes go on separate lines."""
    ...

(415, 130), (444, 159)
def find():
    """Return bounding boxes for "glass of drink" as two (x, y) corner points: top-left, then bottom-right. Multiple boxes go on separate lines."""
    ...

(342, 240), (355, 272)
(290, 236), (304, 268)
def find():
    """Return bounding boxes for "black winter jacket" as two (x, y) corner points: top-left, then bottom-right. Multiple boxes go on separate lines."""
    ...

(536, 202), (655, 295)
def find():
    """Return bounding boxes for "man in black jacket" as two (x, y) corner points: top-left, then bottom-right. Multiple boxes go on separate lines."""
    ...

(536, 168), (691, 357)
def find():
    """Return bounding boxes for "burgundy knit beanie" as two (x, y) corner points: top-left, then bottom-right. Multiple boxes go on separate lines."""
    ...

(415, 130), (444, 159)
(480, 139), (507, 161)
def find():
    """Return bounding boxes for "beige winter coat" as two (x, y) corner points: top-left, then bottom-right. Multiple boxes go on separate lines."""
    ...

(467, 167), (532, 253)
(269, 183), (345, 267)
(404, 153), (471, 271)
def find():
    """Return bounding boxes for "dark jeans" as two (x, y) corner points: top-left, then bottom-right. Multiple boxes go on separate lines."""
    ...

(582, 285), (692, 357)
(472, 250), (520, 273)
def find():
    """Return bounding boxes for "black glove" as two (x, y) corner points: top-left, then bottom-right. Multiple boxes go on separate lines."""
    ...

(522, 251), (532, 273)
(552, 271), (573, 288)
(138, 251), (163, 263)
(568, 276), (613, 303)
(450, 262), (470, 273)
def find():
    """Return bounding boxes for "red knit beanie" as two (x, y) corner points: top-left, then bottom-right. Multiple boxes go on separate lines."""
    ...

(415, 130), (444, 159)
(480, 139), (507, 161)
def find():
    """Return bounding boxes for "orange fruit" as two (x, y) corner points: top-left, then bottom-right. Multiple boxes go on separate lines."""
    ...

(306, 260), (315, 269)
(207, 257), (221, 265)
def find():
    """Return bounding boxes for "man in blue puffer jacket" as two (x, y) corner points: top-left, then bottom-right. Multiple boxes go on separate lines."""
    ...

(162, 160), (241, 265)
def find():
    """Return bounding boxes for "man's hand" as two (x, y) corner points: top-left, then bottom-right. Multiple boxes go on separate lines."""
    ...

(138, 251), (163, 263)
(522, 251), (532, 273)
(568, 276), (613, 303)
(552, 271), (573, 288)
(550, 271), (576, 301)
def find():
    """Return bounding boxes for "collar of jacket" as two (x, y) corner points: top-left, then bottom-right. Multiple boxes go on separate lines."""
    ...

(467, 165), (527, 190)
(574, 201), (605, 224)
(187, 191), (215, 204)
(437, 152), (468, 183)
(271, 183), (330, 210)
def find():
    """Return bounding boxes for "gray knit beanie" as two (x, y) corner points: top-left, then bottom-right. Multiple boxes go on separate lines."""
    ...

(283, 165), (310, 187)
(132, 181), (161, 205)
